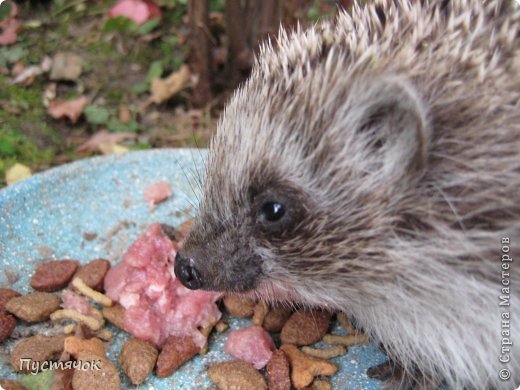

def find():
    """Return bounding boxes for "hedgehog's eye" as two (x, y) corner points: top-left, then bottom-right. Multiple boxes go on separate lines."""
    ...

(261, 202), (286, 222)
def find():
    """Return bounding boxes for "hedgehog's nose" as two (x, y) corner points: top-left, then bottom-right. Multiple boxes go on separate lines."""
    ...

(174, 252), (203, 290)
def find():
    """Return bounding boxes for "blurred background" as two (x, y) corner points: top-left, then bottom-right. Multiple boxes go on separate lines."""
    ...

(0, 0), (354, 187)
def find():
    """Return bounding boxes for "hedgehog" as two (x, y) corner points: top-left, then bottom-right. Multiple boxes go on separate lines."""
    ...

(174, 1), (520, 388)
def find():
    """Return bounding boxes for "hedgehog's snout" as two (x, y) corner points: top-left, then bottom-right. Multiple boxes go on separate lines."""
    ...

(174, 251), (204, 290)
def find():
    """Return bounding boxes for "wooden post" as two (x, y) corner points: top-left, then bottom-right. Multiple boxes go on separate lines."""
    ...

(188, 0), (212, 107)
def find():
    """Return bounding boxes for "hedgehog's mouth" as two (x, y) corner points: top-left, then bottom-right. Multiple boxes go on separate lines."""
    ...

(237, 278), (301, 304)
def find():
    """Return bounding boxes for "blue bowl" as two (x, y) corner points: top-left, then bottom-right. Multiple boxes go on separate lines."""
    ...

(0, 149), (386, 389)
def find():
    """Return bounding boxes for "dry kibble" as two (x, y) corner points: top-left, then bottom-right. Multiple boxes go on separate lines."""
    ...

(6, 292), (60, 322)
(301, 345), (346, 359)
(322, 333), (368, 346)
(0, 380), (26, 390)
(199, 319), (218, 355)
(263, 305), (292, 332)
(31, 260), (79, 292)
(0, 288), (21, 312)
(155, 335), (199, 377)
(280, 344), (337, 389)
(281, 310), (331, 346)
(71, 278), (112, 306)
(102, 304), (125, 330)
(96, 329), (112, 341)
(72, 351), (120, 390)
(64, 336), (105, 358)
(120, 338), (158, 385)
(63, 324), (76, 334)
(73, 259), (110, 292)
(51, 367), (74, 390)
(267, 349), (291, 390)
(0, 312), (16, 342)
(252, 301), (268, 326)
(11, 334), (67, 373)
(223, 295), (256, 318)
(74, 323), (94, 340)
(50, 309), (103, 331)
(215, 320), (229, 333)
(208, 360), (267, 390)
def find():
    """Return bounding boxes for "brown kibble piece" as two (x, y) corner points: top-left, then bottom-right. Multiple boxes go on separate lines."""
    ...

(281, 310), (331, 346)
(263, 305), (292, 332)
(252, 301), (268, 326)
(156, 335), (199, 377)
(102, 304), (125, 330)
(198, 318), (218, 355)
(74, 323), (94, 339)
(120, 338), (158, 385)
(0, 288), (21, 312)
(223, 295), (256, 318)
(51, 367), (74, 390)
(215, 320), (229, 333)
(31, 260), (79, 292)
(73, 259), (110, 292)
(64, 336), (105, 358)
(96, 329), (112, 341)
(208, 360), (267, 390)
(11, 334), (66, 373)
(0, 380), (27, 390)
(267, 349), (291, 390)
(6, 292), (60, 322)
(280, 344), (337, 389)
(72, 351), (120, 389)
(0, 312), (16, 342)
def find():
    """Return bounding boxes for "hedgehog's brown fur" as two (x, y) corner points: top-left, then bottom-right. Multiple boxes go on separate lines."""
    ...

(179, 1), (520, 388)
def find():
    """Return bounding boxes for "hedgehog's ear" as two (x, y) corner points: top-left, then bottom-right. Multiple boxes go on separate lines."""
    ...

(350, 76), (429, 181)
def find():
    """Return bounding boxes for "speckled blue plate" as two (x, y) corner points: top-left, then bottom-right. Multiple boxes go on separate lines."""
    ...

(0, 149), (387, 389)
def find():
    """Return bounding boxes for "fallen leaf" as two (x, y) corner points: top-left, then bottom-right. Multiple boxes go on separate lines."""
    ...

(118, 107), (131, 123)
(0, 17), (20, 46)
(83, 105), (110, 125)
(149, 64), (190, 104)
(48, 95), (88, 124)
(49, 52), (82, 81)
(108, 0), (161, 26)
(42, 82), (57, 107)
(10, 60), (24, 77)
(0, 2), (20, 46)
(6, 163), (32, 185)
(77, 130), (135, 153)
(99, 143), (129, 155)
(11, 56), (52, 85)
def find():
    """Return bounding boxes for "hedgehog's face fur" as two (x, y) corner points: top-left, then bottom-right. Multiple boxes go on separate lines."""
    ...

(173, 2), (520, 388)
(176, 16), (430, 306)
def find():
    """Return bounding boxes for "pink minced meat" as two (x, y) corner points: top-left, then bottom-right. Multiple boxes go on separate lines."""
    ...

(61, 289), (102, 320)
(104, 223), (221, 347)
(224, 325), (276, 369)
(143, 181), (172, 208)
